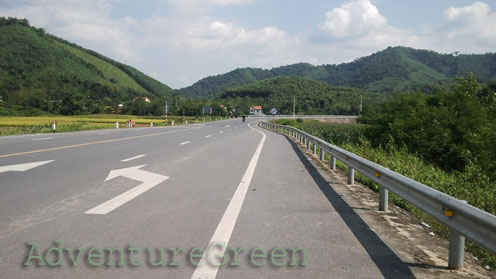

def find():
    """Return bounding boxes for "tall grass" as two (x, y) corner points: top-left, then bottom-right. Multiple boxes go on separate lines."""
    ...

(274, 119), (367, 145)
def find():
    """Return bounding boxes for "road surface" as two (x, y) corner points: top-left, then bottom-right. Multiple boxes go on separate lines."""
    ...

(0, 118), (414, 278)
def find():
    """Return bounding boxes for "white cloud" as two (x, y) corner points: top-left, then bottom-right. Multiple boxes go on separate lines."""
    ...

(314, 0), (420, 47)
(438, 2), (496, 51)
(318, 0), (387, 38)
(160, 0), (252, 16)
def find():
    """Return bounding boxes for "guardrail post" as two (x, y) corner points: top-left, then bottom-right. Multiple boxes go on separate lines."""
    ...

(379, 186), (388, 211)
(347, 167), (355, 184)
(306, 138), (310, 149)
(448, 229), (465, 269)
(320, 148), (325, 161)
(312, 143), (317, 154)
(448, 200), (467, 269)
(330, 156), (336, 170)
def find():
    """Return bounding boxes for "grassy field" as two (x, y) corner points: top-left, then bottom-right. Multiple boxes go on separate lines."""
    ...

(0, 114), (224, 135)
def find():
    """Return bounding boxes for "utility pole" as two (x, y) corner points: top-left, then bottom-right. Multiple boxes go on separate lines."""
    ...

(164, 101), (168, 126)
(293, 96), (296, 117)
(359, 95), (363, 115)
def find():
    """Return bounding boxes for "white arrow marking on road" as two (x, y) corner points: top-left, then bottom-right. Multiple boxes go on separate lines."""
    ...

(85, 165), (169, 215)
(205, 135), (211, 138)
(0, 160), (54, 173)
(179, 141), (190, 145)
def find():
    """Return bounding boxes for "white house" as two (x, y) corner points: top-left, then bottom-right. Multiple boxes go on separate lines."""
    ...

(249, 105), (262, 115)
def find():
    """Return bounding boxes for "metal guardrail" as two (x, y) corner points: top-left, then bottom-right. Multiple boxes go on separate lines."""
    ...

(260, 121), (496, 269)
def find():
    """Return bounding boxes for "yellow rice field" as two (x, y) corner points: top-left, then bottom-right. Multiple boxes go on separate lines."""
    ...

(0, 114), (217, 135)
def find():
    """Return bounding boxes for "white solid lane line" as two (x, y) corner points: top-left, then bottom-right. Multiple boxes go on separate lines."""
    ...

(32, 137), (54, 141)
(121, 154), (146, 162)
(205, 135), (212, 138)
(191, 121), (266, 279)
(180, 141), (190, 145)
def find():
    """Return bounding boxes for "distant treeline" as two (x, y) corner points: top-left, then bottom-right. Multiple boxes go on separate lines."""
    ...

(212, 76), (389, 115)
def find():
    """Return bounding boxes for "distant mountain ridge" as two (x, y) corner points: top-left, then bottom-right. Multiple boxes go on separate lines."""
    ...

(0, 17), (176, 115)
(177, 47), (496, 98)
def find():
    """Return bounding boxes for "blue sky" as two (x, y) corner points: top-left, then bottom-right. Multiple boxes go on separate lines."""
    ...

(1, 0), (495, 88)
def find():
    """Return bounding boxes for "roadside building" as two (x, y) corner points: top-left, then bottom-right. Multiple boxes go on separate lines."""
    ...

(132, 97), (151, 103)
(249, 105), (263, 115)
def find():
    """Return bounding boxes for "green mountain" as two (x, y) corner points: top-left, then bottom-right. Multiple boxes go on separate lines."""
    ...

(0, 17), (176, 115)
(178, 47), (496, 98)
(214, 76), (388, 115)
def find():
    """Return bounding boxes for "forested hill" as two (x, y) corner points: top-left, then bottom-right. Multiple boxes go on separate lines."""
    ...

(177, 47), (496, 99)
(214, 76), (388, 115)
(0, 17), (176, 115)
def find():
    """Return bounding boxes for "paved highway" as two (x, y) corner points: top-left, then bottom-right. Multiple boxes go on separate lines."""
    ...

(0, 118), (414, 278)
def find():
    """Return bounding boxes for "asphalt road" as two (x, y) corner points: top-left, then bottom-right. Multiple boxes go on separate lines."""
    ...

(0, 118), (414, 278)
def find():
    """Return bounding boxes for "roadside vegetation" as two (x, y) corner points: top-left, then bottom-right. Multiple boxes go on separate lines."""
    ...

(274, 74), (496, 269)
(0, 114), (219, 135)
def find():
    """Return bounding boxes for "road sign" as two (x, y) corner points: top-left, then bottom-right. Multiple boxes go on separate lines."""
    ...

(270, 107), (278, 115)
(202, 107), (212, 114)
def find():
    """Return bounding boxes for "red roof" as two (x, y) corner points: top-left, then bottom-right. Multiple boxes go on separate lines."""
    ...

(250, 106), (262, 110)
(133, 97), (151, 103)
